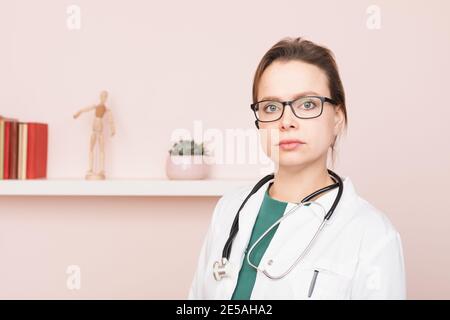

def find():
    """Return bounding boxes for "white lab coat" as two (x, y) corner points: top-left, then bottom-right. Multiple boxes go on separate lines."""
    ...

(188, 176), (406, 300)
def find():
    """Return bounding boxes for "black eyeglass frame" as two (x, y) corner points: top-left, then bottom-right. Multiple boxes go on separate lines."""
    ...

(250, 95), (338, 122)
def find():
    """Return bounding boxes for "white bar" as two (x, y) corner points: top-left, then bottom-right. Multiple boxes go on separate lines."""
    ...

(0, 179), (255, 196)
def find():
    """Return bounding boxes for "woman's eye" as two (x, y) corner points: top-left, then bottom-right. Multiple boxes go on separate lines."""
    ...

(303, 100), (317, 110)
(264, 104), (279, 113)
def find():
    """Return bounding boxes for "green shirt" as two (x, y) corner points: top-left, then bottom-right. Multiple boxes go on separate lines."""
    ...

(231, 183), (293, 300)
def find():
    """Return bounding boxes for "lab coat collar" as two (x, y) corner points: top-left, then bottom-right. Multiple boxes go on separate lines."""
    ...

(302, 176), (356, 223)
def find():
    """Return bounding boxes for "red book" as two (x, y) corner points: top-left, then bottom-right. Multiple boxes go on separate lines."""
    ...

(3, 120), (22, 179)
(3, 121), (11, 179)
(26, 122), (48, 179)
(8, 121), (19, 179)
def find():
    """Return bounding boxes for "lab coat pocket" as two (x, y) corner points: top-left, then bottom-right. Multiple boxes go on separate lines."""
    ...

(306, 260), (353, 300)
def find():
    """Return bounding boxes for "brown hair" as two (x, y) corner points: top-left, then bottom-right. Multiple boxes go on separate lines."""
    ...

(252, 37), (348, 165)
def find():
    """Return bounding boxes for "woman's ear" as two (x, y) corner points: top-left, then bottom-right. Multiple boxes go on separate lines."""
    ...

(333, 106), (345, 135)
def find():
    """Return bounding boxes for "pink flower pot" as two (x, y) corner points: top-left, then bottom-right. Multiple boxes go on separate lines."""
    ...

(165, 155), (211, 180)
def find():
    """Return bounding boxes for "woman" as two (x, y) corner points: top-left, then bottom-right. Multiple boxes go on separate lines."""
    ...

(189, 37), (406, 299)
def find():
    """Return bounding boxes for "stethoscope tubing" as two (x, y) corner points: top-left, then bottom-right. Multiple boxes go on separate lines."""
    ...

(222, 169), (343, 261)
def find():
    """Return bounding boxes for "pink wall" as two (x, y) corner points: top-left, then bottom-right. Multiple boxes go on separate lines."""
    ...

(1, 0), (450, 299)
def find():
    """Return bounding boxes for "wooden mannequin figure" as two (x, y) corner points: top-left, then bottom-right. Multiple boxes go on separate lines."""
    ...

(73, 90), (116, 180)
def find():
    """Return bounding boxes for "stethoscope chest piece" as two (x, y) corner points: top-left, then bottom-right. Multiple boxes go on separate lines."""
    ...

(213, 258), (233, 281)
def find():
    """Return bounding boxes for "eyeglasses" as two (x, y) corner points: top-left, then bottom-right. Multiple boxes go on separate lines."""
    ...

(250, 95), (337, 122)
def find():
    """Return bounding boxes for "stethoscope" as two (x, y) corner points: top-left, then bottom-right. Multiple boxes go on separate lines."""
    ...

(213, 169), (343, 281)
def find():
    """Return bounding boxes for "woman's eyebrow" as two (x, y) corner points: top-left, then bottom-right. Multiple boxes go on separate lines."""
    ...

(260, 91), (320, 101)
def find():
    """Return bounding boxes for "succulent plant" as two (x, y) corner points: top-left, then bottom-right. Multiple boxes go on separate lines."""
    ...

(169, 139), (209, 156)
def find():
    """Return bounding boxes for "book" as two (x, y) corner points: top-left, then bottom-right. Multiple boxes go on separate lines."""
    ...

(18, 122), (28, 180)
(3, 121), (12, 179)
(8, 121), (19, 179)
(0, 119), (4, 179)
(26, 122), (48, 179)
(1, 117), (19, 179)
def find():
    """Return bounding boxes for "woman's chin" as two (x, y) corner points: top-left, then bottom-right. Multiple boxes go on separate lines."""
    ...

(274, 158), (308, 168)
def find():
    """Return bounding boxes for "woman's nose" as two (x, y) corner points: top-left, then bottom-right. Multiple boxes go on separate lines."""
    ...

(280, 104), (298, 129)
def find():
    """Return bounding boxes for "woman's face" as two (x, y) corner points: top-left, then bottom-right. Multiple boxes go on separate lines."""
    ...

(257, 60), (344, 169)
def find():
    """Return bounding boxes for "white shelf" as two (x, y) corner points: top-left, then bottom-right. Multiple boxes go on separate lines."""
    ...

(0, 179), (255, 196)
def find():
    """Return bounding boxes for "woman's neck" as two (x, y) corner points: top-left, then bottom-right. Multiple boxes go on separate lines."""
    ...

(268, 161), (335, 204)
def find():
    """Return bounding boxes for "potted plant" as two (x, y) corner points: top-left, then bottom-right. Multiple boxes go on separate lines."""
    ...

(166, 139), (211, 180)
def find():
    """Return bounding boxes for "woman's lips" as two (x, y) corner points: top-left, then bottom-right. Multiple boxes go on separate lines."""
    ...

(277, 140), (305, 151)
